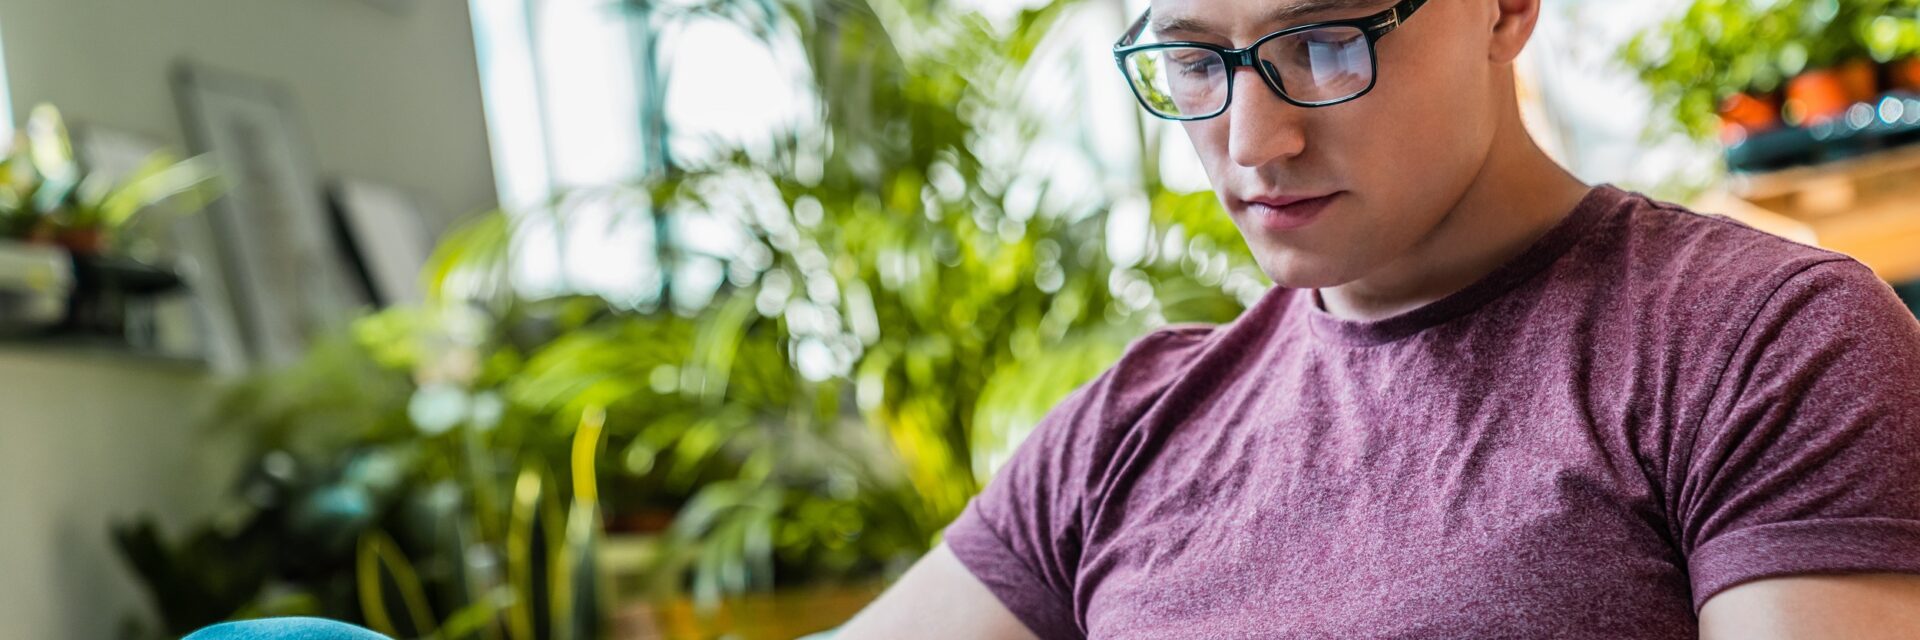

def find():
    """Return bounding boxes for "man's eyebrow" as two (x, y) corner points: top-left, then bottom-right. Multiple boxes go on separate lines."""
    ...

(1150, 0), (1379, 39)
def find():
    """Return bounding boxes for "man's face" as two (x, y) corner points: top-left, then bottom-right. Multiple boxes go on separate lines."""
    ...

(1149, 0), (1499, 289)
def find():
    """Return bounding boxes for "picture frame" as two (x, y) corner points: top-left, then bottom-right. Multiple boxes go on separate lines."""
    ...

(172, 62), (366, 367)
(326, 178), (437, 307)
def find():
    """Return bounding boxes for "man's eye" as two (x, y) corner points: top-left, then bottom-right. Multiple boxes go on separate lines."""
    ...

(1300, 29), (1361, 45)
(1172, 54), (1218, 75)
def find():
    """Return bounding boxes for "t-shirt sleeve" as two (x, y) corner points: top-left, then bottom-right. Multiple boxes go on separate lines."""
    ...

(1678, 258), (1920, 612)
(944, 395), (1095, 640)
(943, 326), (1208, 639)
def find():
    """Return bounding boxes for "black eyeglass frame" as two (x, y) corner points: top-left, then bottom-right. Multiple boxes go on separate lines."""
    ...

(1112, 0), (1430, 120)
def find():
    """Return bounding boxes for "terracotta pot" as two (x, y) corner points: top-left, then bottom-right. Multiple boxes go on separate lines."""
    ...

(1786, 67), (1856, 125)
(1835, 58), (1879, 102)
(1718, 91), (1782, 142)
(17, 221), (106, 255)
(1892, 58), (1920, 93)
(55, 227), (107, 256)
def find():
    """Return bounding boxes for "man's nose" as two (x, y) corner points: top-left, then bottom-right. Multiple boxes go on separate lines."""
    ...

(1226, 65), (1309, 168)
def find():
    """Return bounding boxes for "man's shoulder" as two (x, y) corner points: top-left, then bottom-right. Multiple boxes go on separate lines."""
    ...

(1613, 187), (1847, 274)
(1593, 187), (1861, 311)
(998, 323), (1220, 479)
(1121, 322), (1218, 362)
(1566, 187), (1919, 376)
(1099, 322), (1220, 398)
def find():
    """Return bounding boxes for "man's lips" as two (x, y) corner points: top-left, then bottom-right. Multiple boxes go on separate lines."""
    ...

(1240, 192), (1340, 209)
(1236, 191), (1342, 231)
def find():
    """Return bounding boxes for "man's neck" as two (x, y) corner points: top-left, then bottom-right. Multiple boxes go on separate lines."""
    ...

(1317, 103), (1590, 323)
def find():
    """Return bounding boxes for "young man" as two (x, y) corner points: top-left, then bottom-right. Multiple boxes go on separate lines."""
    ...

(839, 0), (1920, 638)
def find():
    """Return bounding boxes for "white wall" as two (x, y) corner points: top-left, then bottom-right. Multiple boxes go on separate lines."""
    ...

(0, 0), (498, 232)
(0, 349), (235, 640)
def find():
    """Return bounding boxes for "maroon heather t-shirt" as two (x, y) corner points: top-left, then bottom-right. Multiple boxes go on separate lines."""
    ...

(943, 184), (1920, 639)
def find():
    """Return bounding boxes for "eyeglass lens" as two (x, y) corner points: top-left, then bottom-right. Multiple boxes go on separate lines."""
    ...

(1121, 26), (1373, 117)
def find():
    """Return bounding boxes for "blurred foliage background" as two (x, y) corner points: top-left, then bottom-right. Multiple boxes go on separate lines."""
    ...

(113, 0), (1265, 637)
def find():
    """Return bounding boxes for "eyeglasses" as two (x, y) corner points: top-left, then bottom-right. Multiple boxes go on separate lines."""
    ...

(1113, 0), (1429, 120)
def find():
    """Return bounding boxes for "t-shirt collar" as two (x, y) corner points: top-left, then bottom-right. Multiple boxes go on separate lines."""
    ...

(1299, 183), (1622, 347)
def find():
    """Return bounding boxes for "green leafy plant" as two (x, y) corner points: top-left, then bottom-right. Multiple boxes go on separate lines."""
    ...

(622, 0), (1266, 602)
(115, 0), (1271, 636)
(1621, 0), (1920, 140)
(0, 104), (223, 254)
(116, 294), (627, 640)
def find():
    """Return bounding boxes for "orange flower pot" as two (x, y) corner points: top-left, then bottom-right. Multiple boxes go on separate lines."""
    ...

(1835, 58), (1879, 102)
(56, 227), (108, 256)
(1892, 58), (1920, 93)
(1786, 68), (1856, 125)
(1718, 91), (1782, 143)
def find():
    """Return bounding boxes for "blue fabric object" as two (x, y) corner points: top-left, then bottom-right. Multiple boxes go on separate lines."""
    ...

(183, 618), (391, 640)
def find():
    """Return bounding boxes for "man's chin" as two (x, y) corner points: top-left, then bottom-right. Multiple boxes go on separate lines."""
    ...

(1251, 251), (1360, 291)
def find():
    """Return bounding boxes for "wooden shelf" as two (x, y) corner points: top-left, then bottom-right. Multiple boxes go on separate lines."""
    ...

(1694, 144), (1920, 284)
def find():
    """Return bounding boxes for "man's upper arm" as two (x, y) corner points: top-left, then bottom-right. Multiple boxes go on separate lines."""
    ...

(1680, 260), (1920, 623)
(1699, 573), (1920, 639)
(836, 544), (1040, 640)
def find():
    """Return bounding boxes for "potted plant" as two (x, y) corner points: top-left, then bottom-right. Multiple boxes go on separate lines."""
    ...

(1787, 58), (1875, 125)
(0, 104), (225, 339)
(1718, 91), (1784, 142)
(1621, 0), (1914, 141)
(0, 104), (222, 256)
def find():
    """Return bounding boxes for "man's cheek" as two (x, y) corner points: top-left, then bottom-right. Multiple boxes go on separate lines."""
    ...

(1182, 121), (1231, 167)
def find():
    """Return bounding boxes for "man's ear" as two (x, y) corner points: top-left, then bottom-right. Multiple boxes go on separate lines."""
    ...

(1488, 0), (1543, 64)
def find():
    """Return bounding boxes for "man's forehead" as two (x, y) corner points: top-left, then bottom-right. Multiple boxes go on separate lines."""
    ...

(1148, 0), (1384, 37)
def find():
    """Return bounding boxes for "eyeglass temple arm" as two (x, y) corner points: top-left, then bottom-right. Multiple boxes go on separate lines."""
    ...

(1366, 0), (1429, 36)
(1116, 8), (1150, 49)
